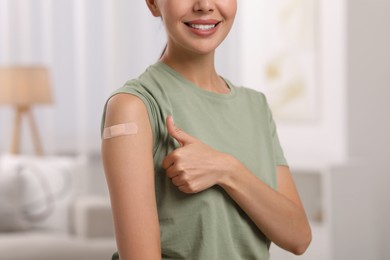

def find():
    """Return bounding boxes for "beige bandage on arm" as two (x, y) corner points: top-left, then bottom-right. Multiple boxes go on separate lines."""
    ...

(103, 122), (139, 139)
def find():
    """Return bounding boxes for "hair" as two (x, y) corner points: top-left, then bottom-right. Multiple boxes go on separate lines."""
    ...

(160, 44), (167, 59)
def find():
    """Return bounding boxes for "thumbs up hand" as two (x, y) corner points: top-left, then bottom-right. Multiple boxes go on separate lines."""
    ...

(165, 115), (197, 147)
(162, 116), (234, 194)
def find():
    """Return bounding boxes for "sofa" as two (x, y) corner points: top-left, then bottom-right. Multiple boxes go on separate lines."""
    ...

(0, 154), (117, 260)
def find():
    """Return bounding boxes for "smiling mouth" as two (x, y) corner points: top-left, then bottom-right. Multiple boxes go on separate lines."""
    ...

(184, 21), (222, 31)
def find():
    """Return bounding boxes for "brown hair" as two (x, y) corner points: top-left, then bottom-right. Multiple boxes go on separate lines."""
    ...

(160, 44), (167, 59)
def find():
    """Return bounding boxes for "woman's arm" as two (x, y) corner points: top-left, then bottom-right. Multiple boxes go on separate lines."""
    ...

(102, 94), (161, 260)
(219, 162), (312, 255)
(163, 116), (311, 255)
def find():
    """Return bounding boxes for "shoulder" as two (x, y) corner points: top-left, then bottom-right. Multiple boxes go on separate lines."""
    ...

(236, 84), (265, 96)
(104, 93), (149, 127)
(231, 83), (268, 104)
(107, 93), (146, 113)
(113, 63), (172, 103)
(106, 63), (166, 117)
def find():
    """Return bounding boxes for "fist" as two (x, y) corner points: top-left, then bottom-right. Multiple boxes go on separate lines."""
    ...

(162, 116), (231, 194)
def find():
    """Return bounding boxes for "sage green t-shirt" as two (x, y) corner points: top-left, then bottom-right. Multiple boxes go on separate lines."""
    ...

(102, 62), (288, 260)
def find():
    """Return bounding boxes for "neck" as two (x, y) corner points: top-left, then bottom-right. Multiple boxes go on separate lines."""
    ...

(160, 46), (229, 94)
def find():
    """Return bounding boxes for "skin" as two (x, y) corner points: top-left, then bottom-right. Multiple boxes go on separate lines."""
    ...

(102, 0), (312, 259)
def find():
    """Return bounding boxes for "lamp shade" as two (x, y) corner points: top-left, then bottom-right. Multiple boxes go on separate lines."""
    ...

(0, 66), (52, 106)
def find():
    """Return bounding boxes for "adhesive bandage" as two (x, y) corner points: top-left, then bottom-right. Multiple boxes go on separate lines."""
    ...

(103, 122), (139, 139)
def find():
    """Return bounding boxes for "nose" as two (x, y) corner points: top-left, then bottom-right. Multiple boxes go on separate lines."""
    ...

(193, 0), (215, 13)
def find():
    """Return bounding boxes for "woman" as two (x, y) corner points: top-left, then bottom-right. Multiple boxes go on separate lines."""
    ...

(101, 0), (312, 259)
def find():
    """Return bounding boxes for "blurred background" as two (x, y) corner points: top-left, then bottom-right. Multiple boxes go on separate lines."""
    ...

(0, 0), (389, 259)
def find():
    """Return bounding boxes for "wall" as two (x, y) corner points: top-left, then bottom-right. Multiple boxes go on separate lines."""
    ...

(239, 0), (390, 259)
(239, 0), (348, 167)
(347, 0), (390, 161)
(331, 0), (390, 259)
(0, 0), (165, 155)
(0, 0), (242, 156)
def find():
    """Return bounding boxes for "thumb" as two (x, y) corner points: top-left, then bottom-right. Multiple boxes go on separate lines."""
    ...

(166, 116), (196, 146)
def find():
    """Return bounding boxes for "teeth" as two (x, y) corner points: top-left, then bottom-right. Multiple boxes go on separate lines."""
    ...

(189, 24), (216, 30)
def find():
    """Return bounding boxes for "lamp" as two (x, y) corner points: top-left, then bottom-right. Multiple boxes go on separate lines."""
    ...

(0, 66), (53, 155)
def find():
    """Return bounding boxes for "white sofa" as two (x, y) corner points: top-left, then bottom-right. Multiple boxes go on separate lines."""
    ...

(0, 154), (117, 260)
(0, 196), (116, 260)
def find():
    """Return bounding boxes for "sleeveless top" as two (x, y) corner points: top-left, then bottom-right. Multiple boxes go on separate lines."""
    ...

(101, 62), (288, 260)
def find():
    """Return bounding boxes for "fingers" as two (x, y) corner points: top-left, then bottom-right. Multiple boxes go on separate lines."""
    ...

(162, 153), (174, 170)
(164, 116), (207, 194)
(171, 175), (186, 187)
(166, 116), (196, 146)
(171, 175), (197, 194)
(163, 162), (192, 190)
(165, 164), (180, 179)
(164, 163), (203, 194)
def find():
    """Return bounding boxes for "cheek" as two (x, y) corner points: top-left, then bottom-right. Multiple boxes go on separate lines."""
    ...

(219, 3), (237, 22)
(160, 4), (185, 27)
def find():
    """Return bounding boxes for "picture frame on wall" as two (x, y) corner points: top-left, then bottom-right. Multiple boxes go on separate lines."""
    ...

(260, 0), (320, 122)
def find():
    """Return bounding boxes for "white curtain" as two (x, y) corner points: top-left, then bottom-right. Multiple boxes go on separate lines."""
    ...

(0, 0), (242, 155)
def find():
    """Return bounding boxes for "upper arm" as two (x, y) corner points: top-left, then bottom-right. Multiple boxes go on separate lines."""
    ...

(276, 166), (304, 210)
(101, 93), (161, 259)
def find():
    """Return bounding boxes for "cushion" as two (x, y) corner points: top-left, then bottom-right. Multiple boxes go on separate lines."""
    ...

(0, 154), (78, 232)
(0, 155), (31, 231)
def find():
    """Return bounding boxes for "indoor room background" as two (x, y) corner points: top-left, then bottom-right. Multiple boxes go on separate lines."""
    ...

(0, 0), (389, 260)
